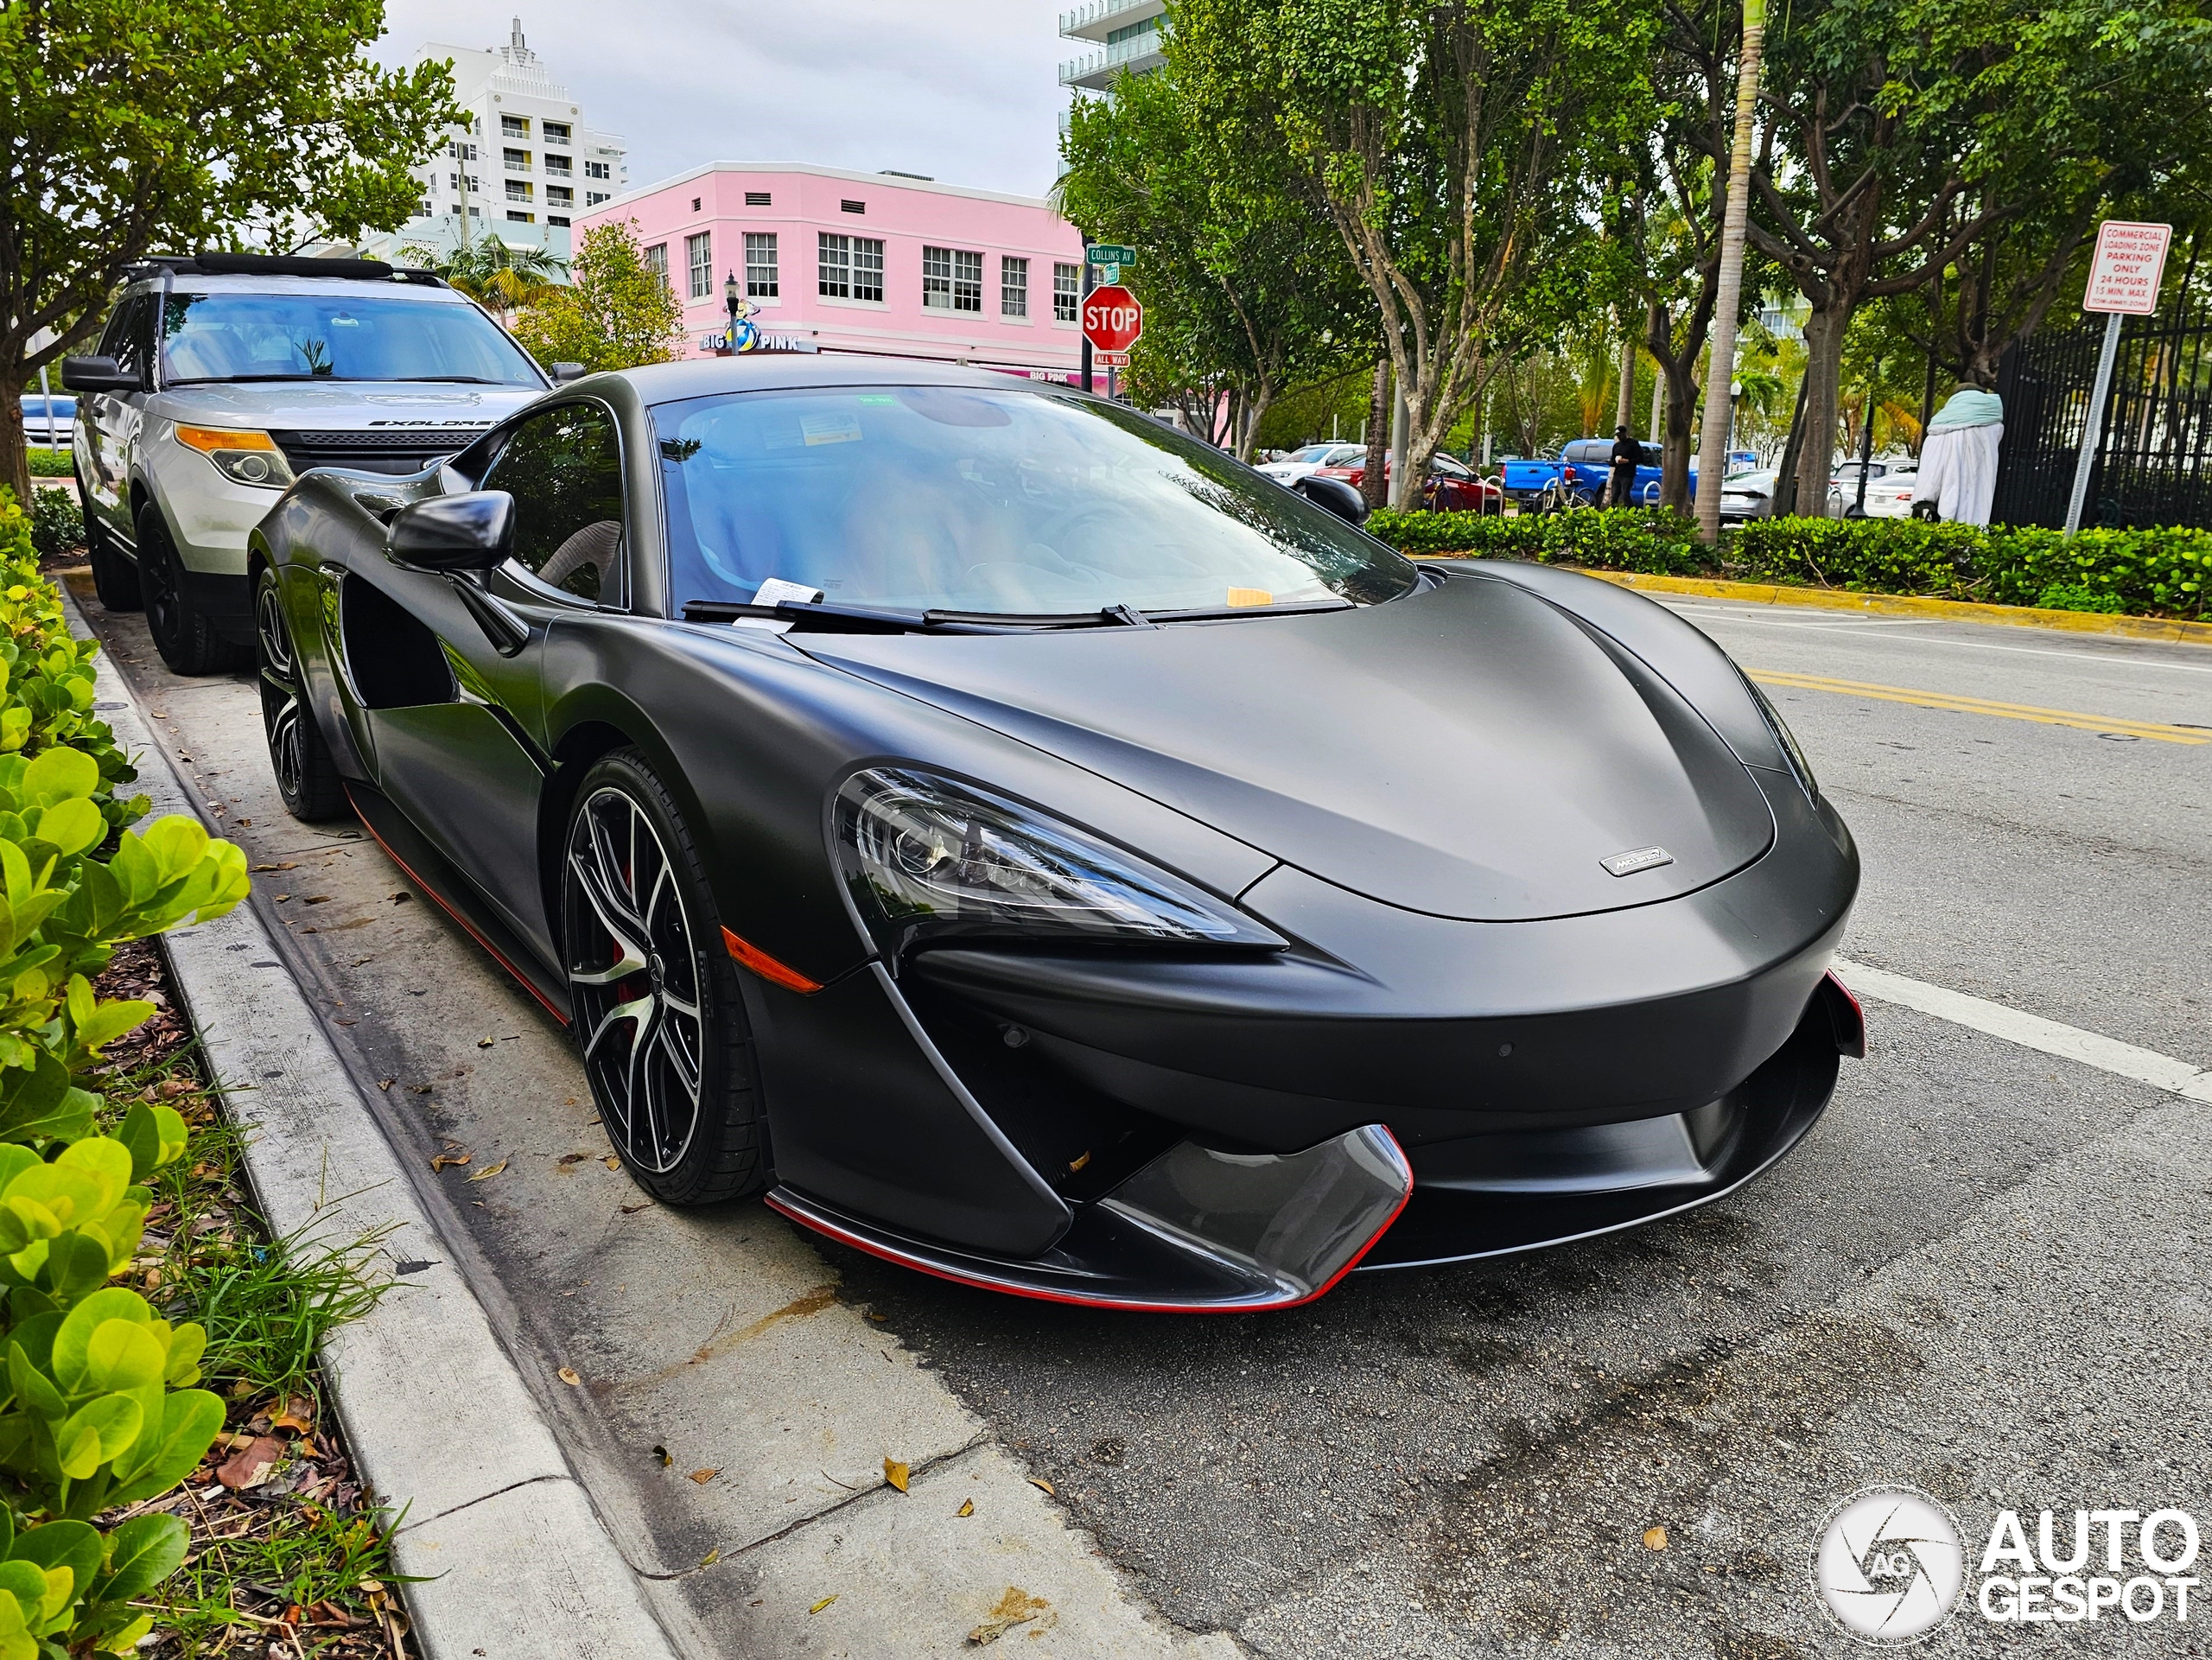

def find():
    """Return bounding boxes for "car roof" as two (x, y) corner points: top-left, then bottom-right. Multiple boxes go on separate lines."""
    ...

(125, 272), (474, 303)
(614, 353), (1083, 404)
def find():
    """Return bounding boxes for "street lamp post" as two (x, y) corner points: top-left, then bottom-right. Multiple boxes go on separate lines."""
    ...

(723, 272), (741, 355)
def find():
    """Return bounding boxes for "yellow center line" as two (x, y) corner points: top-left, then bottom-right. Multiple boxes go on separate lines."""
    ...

(1747, 670), (2210, 745)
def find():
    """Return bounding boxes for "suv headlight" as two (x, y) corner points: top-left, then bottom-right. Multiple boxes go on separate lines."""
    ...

(834, 768), (1285, 962)
(173, 424), (296, 489)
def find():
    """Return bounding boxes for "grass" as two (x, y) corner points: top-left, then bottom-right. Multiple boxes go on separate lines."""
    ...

(91, 938), (416, 1659)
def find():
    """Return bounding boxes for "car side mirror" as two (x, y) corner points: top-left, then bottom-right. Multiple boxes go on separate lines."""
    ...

(60, 355), (143, 394)
(389, 491), (515, 571)
(1294, 474), (1369, 527)
(549, 361), (588, 384)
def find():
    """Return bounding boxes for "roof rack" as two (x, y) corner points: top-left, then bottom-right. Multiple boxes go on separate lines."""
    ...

(119, 251), (446, 288)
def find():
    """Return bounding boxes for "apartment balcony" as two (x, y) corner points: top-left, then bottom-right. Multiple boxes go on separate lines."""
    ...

(1058, 27), (1166, 89)
(1058, 0), (1166, 44)
(505, 181), (533, 203)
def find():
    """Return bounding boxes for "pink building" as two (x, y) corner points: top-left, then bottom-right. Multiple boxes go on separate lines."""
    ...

(576, 163), (1087, 380)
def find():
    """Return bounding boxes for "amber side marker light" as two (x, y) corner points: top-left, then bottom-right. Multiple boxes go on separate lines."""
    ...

(722, 926), (824, 994)
(173, 424), (281, 454)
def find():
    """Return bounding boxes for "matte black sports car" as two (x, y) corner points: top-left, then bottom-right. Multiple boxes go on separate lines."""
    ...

(249, 356), (1862, 1312)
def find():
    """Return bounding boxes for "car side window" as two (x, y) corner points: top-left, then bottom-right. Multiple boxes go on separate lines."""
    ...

(99, 296), (153, 385)
(481, 402), (625, 605)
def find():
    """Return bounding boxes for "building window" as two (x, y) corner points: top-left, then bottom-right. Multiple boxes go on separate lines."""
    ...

(685, 232), (713, 300)
(549, 215), (571, 227)
(544, 154), (572, 176)
(501, 114), (529, 138)
(418, 199), (435, 219)
(547, 185), (573, 207)
(924, 247), (982, 313)
(586, 160), (611, 181)
(586, 191), (609, 206)
(503, 148), (531, 171)
(745, 191), (772, 207)
(506, 210), (534, 224)
(1001, 256), (1028, 318)
(645, 243), (669, 291)
(505, 181), (532, 202)
(745, 232), (779, 299)
(542, 120), (571, 143)
(841, 200), (865, 214)
(447, 140), (477, 161)
(818, 233), (883, 302)
(1053, 262), (1080, 322)
(691, 196), (701, 213)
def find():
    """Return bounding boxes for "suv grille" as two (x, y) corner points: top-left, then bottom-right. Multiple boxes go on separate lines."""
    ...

(272, 427), (492, 476)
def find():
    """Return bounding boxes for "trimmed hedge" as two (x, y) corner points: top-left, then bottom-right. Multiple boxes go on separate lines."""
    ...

(1367, 507), (2212, 621)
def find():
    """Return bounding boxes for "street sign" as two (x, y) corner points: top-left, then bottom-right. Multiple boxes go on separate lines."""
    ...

(2083, 221), (2171, 315)
(1092, 352), (1130, 369)
(1086, 245), (1137, 269)
(1082, 284), (1143, 357)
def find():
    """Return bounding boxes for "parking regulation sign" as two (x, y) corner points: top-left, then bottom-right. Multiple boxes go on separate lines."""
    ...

(2083, 220), (2171, 315)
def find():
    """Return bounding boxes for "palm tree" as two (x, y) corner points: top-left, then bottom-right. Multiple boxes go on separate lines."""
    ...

(397, 236), (568, 328)
(1693, 0), (1768, 544)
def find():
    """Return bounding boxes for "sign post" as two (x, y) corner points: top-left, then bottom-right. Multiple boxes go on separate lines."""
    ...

(2064, 220), (2171, 537)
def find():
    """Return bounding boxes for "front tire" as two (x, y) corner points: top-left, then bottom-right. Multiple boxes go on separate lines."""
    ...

(255, 567), (346, 821)
(563, 750), (766, 1205)
(139, 505), (246, 675)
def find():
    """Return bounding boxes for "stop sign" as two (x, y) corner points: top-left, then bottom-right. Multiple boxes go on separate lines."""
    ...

(1082, 284), (1143, 355)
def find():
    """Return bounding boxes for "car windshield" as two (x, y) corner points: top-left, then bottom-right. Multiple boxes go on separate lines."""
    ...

(1724, 470), (1774, 489)
(654, 385), (1419, 617)
(1284, 443), (1337, 463)
(160, 290), (543, 386)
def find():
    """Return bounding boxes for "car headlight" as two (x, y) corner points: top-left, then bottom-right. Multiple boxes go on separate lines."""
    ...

(1741, 675), (1819, 798)
(834, 768), (1285, 961)
(172, 424), (296, 489)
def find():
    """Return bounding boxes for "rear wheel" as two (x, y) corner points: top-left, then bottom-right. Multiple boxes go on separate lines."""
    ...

(139, 505), (246, 675)
(79, 476), (140, 611)
(563, 750), (766, 1205)
(255, 567), (346, 821)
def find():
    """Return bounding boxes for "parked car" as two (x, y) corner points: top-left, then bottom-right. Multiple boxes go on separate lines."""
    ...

(64, 251), (556, 674)
(1854, 469), (1920, 518)
(20, 394), (76, 447)
(1500, 442), (1756, 512)
(1719, 468), (1779, 522)
(248, 354), (1862, 1310)
(1256, 442), (1366, 485)
(1313, 449), (1501, 512)
(1823, 461), (1890, 517)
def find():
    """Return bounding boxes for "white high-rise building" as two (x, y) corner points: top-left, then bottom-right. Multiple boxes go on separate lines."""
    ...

(361, 17), (628, 268)
(1058, 0), (1167, 92)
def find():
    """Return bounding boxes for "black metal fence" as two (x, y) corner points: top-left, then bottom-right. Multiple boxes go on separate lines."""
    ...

(1993, 260), (2212, 530)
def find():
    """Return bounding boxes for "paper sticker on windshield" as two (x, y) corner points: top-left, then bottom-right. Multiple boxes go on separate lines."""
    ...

(1225, 588), (1274, 607)
(801, 412), (863, 446)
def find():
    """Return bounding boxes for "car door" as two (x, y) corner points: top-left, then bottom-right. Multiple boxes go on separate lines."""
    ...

(80, 296), (153, 541)
(348, 400), (631, 956)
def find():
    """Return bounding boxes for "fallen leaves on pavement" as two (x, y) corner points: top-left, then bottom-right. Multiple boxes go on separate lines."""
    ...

(957, 1498), (975, 1517)
(1027, 1478), (1055, 1496)
(216, 1434), (286, 1491)
(428, 1148), (469, 1172)
(1643, 1526), (1669, 1550)
(689, 1468), (718, 1485)
(967, 1588), (1051, 1646)
(558, 1367), (582, 1386)
(810, 1596), (837, 1615)
(466, 1160), (507, 1182)
(883, 1458), (909, 1493)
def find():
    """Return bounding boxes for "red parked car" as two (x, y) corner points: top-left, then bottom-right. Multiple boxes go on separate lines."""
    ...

(1313, 450), (1501, 512)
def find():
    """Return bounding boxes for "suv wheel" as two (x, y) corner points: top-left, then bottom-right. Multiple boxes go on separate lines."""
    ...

(79, 475), (140, 612)
(139, 505), (246, 675)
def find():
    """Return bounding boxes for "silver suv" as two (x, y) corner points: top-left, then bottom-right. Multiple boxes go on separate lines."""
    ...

(66, 252), (557, 673)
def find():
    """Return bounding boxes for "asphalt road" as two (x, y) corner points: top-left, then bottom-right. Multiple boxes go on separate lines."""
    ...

(73, 576), (2211, 1658)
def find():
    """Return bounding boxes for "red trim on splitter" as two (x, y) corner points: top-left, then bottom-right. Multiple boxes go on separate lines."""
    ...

(721, 927), (824, 994)
(345, 784), (571, 1026)
(765, 1127), (1413, 1314)
(1822, 968), (1867, 1058)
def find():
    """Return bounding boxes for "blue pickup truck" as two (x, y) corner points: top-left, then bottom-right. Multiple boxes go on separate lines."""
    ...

(1499, 440), (1756, 512)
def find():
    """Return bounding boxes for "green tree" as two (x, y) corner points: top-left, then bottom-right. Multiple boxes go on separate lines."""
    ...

(0, 0), (464, 499)
(1058, 63), (1372, 458)
(398, 236), (568, 328)
(1174, 0), (1656, 505)
(512, 220), (683, 373)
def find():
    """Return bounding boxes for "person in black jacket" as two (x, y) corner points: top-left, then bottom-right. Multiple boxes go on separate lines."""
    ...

(1606, 425), (1641, 509)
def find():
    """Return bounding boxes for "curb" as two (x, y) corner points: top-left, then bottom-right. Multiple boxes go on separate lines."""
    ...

(1410, 557), (2212, 646)
(66, 592), (685, 1660)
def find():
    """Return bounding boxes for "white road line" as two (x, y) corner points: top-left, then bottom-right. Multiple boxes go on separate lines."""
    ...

(1670, 605), (2212, 675)
(1833, 957), (2212, 1103)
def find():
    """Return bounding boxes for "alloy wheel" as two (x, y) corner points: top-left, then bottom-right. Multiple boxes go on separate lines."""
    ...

(563, 785), (706, 1174)
(256, 579), (307, 802)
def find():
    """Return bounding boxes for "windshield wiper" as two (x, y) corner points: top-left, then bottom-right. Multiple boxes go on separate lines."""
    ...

(405, 376), (512, 385)
(1144, 598), (1355, 623)
(681, 600), (1157, 635)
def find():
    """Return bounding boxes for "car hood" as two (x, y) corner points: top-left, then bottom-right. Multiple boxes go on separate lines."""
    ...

(798, 575), (1776, 922)
(145, 382), (542, 430)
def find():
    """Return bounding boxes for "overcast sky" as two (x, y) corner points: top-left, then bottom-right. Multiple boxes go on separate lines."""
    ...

(376, 1), (1071, 200)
